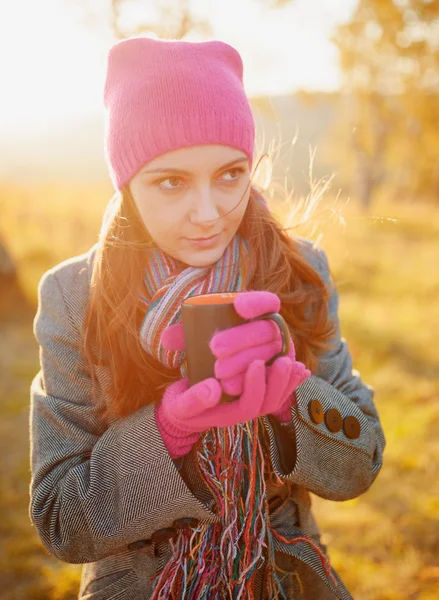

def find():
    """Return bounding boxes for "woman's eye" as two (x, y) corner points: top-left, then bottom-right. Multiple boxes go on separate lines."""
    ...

(219, 168), (245, 183)
(158, 177), (184, 191)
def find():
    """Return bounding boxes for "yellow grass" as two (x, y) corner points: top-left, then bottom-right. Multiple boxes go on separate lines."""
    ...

(0, 181), (438, 599)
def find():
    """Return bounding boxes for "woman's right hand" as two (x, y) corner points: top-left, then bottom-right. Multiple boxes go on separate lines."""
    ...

(155, 354), (300, 459)
(155, 361), (266, 458)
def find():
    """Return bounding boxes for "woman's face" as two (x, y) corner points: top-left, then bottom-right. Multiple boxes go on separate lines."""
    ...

(128, 145), (251, 267)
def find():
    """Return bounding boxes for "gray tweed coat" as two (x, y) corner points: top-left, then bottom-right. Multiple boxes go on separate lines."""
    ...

(29, 240), (386, 599)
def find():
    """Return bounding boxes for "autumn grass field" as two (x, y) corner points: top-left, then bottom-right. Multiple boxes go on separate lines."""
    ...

(0, 182), (438, 599)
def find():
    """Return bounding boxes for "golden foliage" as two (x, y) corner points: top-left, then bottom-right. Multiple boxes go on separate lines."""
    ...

(332, 0), (439, 206)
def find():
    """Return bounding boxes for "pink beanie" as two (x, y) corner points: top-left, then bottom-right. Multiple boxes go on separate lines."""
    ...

(103, 37), (256, 190)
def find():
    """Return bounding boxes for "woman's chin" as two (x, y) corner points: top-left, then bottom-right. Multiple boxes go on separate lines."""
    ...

(175, 244), (228, 268)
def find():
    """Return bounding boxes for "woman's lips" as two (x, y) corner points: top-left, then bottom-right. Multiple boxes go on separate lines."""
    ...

(184, 231), (222, 248)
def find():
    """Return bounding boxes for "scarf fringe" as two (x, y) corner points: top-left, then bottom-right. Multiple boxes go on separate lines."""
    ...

(149, 420), (291, 599)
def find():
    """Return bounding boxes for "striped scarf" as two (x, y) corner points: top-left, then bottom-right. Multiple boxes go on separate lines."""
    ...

(140, 233), (290, 599)
(140, 234), (248, 373)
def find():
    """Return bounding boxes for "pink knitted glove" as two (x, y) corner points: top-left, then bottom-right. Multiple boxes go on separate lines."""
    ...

(162, 291), (311, 424)
(210, 291), (294, 393)
(211, 291), (311, 421)
(155, 357), (300, 459)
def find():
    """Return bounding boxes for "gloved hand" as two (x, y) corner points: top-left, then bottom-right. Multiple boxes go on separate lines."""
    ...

(161, 291), (311, 424)
(155, 357), (301, 459)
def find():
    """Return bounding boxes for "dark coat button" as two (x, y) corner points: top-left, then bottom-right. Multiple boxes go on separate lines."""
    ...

(127, 539), (151, 551)
(343, 415), (361, 439)
(308, 399), (324, 424)
(173, 518), (199, 530)
(151, 527), (177, 544)
(325, 408), (343, 433)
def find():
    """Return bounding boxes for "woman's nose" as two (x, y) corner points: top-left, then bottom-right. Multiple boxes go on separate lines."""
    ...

(189, 187), (220, 224)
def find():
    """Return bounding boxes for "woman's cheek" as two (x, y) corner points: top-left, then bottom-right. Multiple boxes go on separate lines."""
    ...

(151, 218), (184, 249)
(230, 194), (250, 227)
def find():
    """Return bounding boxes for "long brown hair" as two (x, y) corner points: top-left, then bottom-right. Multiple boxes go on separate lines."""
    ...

(83, 186), (335, 419)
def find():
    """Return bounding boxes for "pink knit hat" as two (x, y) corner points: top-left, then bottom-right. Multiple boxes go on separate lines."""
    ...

(103, 37), (256, 190)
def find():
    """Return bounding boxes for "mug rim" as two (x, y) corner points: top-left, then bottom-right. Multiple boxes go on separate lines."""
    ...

(183, 292), (238, 306)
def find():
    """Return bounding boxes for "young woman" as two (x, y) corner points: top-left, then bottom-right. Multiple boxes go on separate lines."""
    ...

(30, 37), (386, 599)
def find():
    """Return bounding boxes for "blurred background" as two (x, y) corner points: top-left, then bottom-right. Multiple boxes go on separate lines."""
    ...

(1, 0), (438, 598)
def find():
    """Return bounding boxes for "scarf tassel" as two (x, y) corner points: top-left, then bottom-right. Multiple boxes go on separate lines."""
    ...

(149, 419), (292, 599)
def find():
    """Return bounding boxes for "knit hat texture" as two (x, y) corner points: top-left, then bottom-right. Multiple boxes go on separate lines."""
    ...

(103, 37), (256, 190)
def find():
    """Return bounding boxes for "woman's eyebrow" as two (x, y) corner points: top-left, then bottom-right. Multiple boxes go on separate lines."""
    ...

(140, 156), (248, 176)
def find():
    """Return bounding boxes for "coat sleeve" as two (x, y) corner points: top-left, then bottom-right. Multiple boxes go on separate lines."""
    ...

(263, 246), (386, 501)
(29, 269), (217, 565)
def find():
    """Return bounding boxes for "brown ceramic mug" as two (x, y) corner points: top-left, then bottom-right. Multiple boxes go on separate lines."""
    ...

(181, 292), (291, 403)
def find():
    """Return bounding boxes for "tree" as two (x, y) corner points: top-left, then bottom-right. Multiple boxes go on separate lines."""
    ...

(333, 0), (439, 206)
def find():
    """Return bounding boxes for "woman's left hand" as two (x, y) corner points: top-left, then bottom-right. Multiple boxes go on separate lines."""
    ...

(209, 290), (294, 396)
(210, 291), (311, 419)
